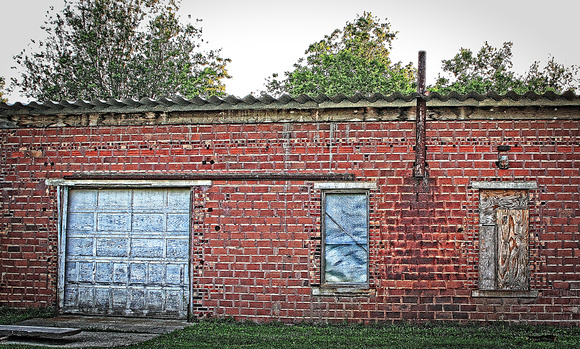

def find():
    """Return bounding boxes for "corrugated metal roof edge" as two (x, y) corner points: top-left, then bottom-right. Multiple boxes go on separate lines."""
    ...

(1, 91), (579, 115)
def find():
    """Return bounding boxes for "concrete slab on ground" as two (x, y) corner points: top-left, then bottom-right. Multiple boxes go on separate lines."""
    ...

(0, 315), (191, 348)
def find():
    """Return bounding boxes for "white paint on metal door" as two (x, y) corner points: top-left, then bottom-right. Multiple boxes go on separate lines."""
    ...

(62, 188), (190, 319)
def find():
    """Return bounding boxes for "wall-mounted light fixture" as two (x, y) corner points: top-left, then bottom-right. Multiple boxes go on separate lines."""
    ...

(496, 145), (511, 169)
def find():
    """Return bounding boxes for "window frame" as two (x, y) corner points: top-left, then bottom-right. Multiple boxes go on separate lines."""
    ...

(320, 189), (370, 288)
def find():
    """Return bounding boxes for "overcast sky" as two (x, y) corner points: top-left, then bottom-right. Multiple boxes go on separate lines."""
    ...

(1, 0), (579, 102)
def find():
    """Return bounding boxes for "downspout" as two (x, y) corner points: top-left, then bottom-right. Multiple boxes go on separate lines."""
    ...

(414, 50), (427, 178)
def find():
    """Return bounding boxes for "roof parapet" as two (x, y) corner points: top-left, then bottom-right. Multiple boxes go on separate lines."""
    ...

(0, 91), (579, 117)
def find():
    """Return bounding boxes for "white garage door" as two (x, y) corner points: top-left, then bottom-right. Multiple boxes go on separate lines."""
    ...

(62, 188), (190, 319)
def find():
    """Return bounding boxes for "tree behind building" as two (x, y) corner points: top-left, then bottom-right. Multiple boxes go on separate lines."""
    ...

(12, 0), (231, 101)
(263, 12), (416, 97)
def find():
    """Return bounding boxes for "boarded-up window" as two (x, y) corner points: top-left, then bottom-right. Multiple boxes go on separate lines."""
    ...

(479, 190), (530, 291)
(322, 192), (369, 285)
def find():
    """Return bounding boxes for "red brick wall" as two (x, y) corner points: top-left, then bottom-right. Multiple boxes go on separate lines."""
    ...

(0, 117), (579, 324)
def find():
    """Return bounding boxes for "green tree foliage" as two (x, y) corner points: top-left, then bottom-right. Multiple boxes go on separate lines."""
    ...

(0, 77), (7, 103)
(264, 12), (416, 97)
(431, 41), (579, 95)
(12, 0), (230, 101)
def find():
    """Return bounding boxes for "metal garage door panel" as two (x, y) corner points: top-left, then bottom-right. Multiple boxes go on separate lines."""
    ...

(63, 188), (190, 319)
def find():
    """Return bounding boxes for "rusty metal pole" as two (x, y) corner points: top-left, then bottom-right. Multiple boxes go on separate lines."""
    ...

(414, 50), (427, 178)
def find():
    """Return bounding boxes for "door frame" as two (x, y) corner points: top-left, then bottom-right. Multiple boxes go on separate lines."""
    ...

(47, 179), (211, 316)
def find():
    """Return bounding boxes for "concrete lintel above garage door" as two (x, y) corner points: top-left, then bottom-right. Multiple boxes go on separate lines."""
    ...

(47, 179), (212, 188)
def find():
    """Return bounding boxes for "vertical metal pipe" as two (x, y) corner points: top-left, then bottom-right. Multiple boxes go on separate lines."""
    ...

(414, 51), (427, 178)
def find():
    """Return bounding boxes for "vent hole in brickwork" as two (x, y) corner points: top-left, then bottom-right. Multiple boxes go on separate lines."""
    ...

(214, 226), (220, 231)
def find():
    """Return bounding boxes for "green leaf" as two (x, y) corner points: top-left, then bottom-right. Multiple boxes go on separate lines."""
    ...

(0, 76), (7, 103)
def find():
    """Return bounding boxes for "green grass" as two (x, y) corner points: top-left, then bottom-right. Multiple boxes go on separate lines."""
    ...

(0, 308), (579, 348)
(129, 319), (580, 349)
(0, 306), (56, 325)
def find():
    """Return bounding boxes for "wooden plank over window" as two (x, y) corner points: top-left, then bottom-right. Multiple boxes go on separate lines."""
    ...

(479, 225), (497, 290)
(478, 189), (530, 291)
(496, 209), (529, 290)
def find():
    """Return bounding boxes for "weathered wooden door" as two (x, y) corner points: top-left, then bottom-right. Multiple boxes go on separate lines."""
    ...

(479, 190), (530, 291)
(62, 188), (190, 318)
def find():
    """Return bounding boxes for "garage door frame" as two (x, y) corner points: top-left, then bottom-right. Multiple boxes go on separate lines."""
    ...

(48, 179), (211, 318)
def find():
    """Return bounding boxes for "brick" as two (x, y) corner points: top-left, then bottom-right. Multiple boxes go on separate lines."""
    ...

(2, 111), (580, 325)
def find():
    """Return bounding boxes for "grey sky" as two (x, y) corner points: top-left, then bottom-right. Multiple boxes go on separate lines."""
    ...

(1, 0), (579, 102)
